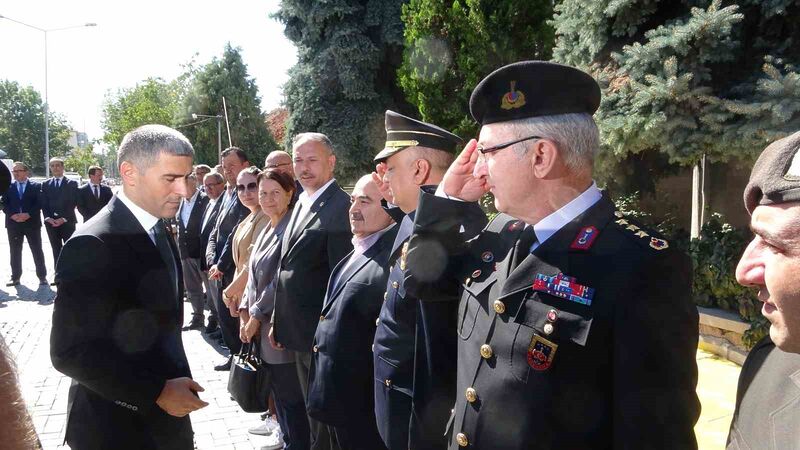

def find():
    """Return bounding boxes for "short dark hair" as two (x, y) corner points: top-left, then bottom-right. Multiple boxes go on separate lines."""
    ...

(239, 165), (262, 179)
(221, 146), (249, 164)
(118, 124), (194, 171)
(257, 169), (297, 207)
(12, 162), (29, 171)
(88, 166), (103, 176)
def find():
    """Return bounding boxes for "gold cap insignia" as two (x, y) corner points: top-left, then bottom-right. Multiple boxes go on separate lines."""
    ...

(501, 80), (526, 110)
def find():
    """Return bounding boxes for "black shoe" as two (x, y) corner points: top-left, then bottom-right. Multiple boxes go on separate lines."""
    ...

(6, 280), (19, 287)
(214, 357), (232, 371)
(182, 317), (205, 331)
(50, 281), (58, 286)
(207, 329), (222, 339)
(203, 319), (219, 334)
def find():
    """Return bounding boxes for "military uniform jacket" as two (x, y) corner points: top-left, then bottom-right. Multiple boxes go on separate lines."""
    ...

(307, 224), (398, 427)
(405, 189), (700, 450)
(373, 199), (486, 450)
(727, 337), (800, 449)
(50, 196), (193, 450)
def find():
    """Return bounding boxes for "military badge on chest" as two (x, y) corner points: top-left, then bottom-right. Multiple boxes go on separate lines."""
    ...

(527, 334), (558, 371)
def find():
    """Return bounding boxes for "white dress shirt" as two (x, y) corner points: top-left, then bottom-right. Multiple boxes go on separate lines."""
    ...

(530, 181), (602, 251)
(117, 189), (160, 245)
(297, 178), (336, 211)
(179, 190), (200, 228)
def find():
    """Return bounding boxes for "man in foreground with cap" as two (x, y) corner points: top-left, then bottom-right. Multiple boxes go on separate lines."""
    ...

(727, 131), (800, 449)
(404, 61), (700, 449)
(372, 111), (486, 450)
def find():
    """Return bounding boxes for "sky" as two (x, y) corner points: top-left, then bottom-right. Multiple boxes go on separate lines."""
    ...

(0, 0), (297, 144)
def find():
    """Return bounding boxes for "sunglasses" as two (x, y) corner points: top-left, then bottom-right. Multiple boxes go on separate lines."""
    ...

(236, 182), (258, 193)
(477, 135), (542, 154)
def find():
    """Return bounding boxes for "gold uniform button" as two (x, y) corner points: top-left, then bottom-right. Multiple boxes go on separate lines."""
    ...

(392, 281), (399, 289)
(480, 344), (493, 359)
(543, 323), (554, 335)
(493, 300), (506, 314)
(319, 315), (325, 321)
(465, 277), (472, 287)
(375, 318), (381, 326)
(456, 432), (469, 447)
(384, 292), (388, 300)
(384, 379), (392, 387)
(465, 387), (477, 403)
(312, 345), (319, 353)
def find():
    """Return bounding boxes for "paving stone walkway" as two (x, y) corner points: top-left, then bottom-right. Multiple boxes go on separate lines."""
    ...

(1, 224), (740, 449)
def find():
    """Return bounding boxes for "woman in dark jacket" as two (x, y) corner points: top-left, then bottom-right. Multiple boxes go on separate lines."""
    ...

(239, 169), (308, 450)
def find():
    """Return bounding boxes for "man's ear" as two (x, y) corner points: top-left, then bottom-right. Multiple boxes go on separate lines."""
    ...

(119, 161), (138, 186)
(531, 139), (560, 179)
(328, 154), (336, 170)
(413, 159), (432, 186)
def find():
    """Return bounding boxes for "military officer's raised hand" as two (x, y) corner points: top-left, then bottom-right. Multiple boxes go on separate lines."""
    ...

(441, 139), (490, 202)
(371, 162), (394, 204)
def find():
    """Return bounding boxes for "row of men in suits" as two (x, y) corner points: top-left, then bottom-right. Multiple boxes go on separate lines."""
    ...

(1, 160), (112, 286)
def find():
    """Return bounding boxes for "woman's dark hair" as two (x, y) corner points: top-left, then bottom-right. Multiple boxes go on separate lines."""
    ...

(257, 169), (297, 208)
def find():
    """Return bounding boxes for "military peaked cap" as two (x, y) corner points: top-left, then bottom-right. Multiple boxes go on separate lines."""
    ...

(469, 60), (601, 126)
(374, 110), (463, 162)
(744, 130), (800, 214)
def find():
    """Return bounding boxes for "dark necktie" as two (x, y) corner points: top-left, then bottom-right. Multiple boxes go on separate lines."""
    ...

(94, 185), (99, 199)
(55, 179), (60, 189)
(511, 225), (537, 270)
(152, 221), (178, 299)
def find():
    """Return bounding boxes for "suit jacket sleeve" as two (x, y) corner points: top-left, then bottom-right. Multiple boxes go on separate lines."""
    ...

(76, 187), (89, 219)
(405, 188), (483, 302)
(206, 224), (218, 268)
(217, 204), (248, 273)
(612, 248), (700, 448)
(40, 183), (53, 219)
(50, 235), (166, 413)
(326, 195), (355, 271)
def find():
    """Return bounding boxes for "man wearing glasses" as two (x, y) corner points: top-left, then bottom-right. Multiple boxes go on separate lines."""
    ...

(265, 150), (303, 203)
(403, 61), (700, 449)
(198, 172), (226, 335)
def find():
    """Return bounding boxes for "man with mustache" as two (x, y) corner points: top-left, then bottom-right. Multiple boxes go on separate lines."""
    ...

(307, 175), (397, 450)
(272, 132), (353, 450)
(727, 131), (800, 449)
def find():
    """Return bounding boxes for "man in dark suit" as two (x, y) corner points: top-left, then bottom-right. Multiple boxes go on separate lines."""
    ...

(404, 61), (700, 449)
(50, 124), (208, 450)
(272, 132), (353, 450)
(371, 111), (486, 450)
(307, 175), (397, 450)
(727, 130), (800, 449)
(198, 171), (225, 334)
(176, 173), (209, 330)
(207, 147), (250, 369)
(2, 162), (47, 286)
(76, 165), (113, 221)
(40, 157), (79, 263)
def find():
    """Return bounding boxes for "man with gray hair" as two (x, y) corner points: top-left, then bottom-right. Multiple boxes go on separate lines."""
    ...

(271, 132), (353, 450)
(51, 124), (208, 450)
(404, 61), (700, 449)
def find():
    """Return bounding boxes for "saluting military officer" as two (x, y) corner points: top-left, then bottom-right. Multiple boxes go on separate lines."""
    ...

(371, 111), (486, 450)
(404, 61), (701, 449)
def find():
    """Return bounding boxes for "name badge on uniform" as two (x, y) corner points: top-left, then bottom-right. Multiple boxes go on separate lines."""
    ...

(528, 335), (558, 371)
(532, 273), (595, 306)
(400, 242), (409, 270)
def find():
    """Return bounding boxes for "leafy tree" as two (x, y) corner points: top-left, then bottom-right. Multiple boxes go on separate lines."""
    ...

(552, 0), (800, 194)
(101, 77), (183, 149)
(180, 44), (277, 166)
(275, 0), (411, 182)
(398, 0), (555, 138)
(0, 80), (72, 174)
(64, 143), (100, 177)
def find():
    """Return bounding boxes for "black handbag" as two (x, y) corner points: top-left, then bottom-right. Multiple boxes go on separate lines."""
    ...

(227, 340), (272, 413)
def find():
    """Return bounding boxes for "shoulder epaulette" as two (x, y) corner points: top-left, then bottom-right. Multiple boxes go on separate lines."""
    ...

(611, 211), (669, 251)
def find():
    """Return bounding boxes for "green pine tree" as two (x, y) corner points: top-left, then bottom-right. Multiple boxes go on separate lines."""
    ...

(552, 0), (800, 194)
(274, 0), (411, 182)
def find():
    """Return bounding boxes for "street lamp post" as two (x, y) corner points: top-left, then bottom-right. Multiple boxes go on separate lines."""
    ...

(0, 14), (96, 177)
(192, 113), (224, 164)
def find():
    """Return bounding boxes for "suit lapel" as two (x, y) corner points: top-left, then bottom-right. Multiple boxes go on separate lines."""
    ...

(284, 181), (340, 256)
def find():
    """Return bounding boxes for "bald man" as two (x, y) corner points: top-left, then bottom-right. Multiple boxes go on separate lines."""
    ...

(266, 150), (302, 202)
